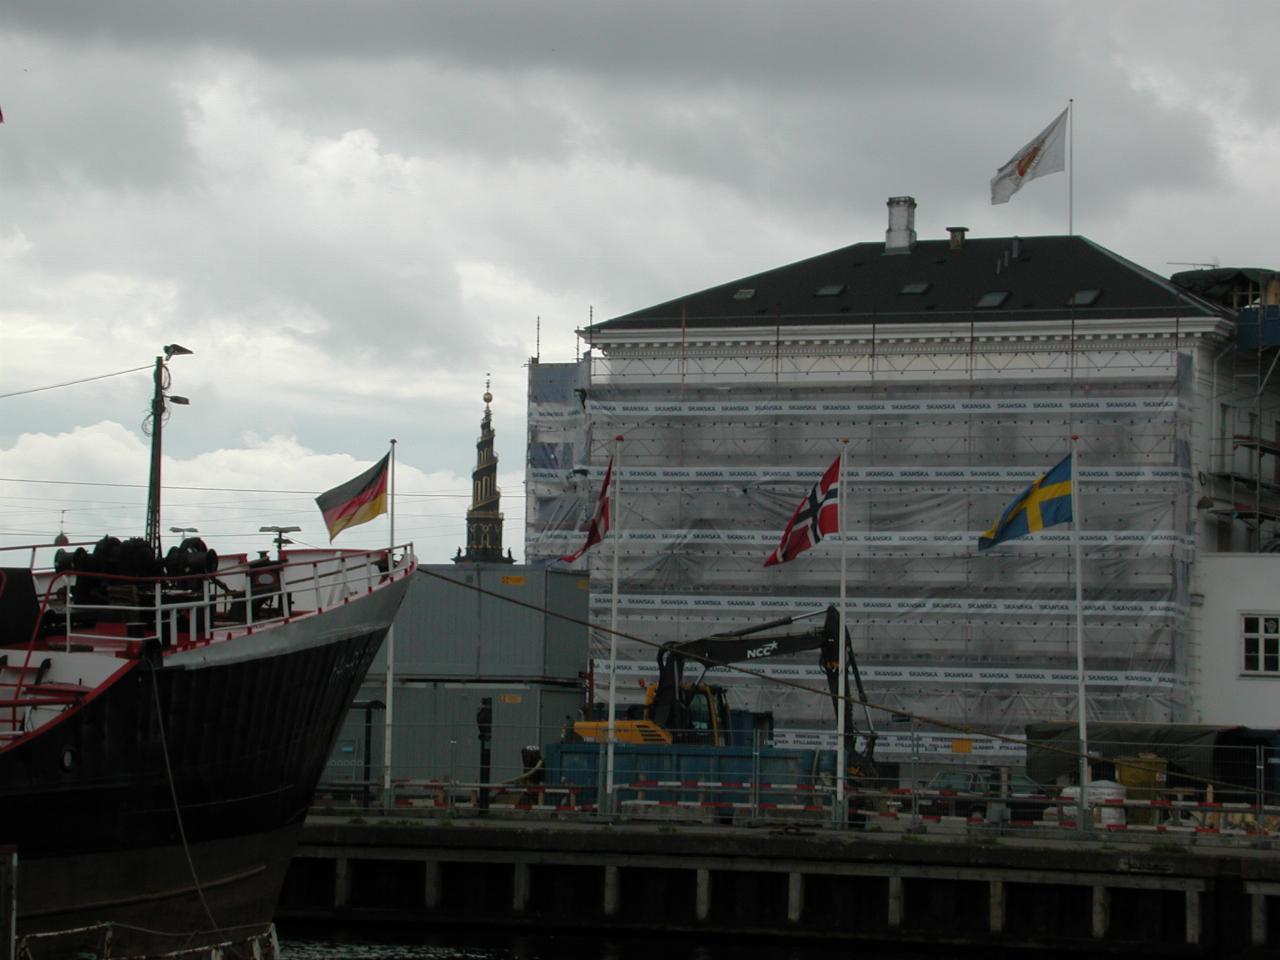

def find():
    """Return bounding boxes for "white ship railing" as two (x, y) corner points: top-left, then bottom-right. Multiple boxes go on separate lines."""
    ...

(40, 545), (415, 649)
(0, 544), (416, 741)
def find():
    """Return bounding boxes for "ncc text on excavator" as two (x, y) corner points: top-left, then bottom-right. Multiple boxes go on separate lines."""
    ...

(573, 605), (878, 779)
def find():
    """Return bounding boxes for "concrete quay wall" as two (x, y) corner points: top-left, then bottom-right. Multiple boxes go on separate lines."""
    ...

(279, 818), (1280, 957)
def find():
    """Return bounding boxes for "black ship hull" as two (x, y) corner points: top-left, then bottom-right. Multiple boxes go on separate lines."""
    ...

(0, 574), (411, 956)
(15, 824), (299, 957)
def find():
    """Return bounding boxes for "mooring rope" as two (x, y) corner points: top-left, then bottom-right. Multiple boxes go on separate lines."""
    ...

(146, 657), (221, 937)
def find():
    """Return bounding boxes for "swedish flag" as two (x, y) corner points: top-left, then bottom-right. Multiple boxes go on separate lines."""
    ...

(979, 454), (1073, 550)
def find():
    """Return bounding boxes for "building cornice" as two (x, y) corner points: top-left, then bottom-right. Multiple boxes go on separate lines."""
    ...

(583, 315), (1235, 353)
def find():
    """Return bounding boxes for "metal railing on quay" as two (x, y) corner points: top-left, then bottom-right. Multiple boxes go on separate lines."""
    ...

(310, 773), (1280, 842)
(313, 720), (1280, 842)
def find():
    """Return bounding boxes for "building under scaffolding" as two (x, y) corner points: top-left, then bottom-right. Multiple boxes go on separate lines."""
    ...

(525, 198), (1280, 761)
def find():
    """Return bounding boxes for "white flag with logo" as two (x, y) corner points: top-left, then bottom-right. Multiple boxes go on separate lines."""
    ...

(990, 107), (1068, 204)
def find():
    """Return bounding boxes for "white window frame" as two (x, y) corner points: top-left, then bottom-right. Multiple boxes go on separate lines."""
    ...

(1241, 612), (1280, 676)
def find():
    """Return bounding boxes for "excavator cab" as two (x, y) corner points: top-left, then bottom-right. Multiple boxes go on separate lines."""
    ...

(572, 679), (729, 745)
(669, 681), (729, 745)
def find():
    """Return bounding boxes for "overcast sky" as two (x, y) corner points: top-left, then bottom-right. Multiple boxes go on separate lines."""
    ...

(1, 1), (1276, 562)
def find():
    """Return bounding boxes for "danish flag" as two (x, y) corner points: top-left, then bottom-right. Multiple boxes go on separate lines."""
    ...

(561, 455), (613, 563)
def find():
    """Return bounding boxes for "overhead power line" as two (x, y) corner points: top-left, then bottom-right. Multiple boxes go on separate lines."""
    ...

(0, 364), (153, 399)
(0, 477), (472, 497)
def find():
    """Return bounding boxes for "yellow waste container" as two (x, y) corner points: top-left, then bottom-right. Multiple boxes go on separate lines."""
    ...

(1116, 753), (1167, 825)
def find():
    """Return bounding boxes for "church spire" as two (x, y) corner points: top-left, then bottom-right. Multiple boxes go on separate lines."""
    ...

(454, 375), (514, 564)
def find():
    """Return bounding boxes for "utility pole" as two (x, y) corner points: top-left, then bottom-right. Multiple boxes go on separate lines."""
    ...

(144, 344), (192, 557)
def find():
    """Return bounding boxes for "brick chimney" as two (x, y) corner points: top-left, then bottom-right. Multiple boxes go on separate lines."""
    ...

(885, 196), (917, 254)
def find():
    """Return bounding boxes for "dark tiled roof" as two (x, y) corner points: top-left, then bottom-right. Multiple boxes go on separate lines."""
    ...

(589, 235), (1231, 334)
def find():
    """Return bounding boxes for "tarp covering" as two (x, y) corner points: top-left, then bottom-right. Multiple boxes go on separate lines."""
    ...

(1235, 304), (1280, 350)
(1026, 721), (1240, 786)
(525, 340), (1200, 749)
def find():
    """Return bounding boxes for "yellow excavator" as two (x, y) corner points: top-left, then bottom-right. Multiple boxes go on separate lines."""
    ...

(572, 605), (878, 777)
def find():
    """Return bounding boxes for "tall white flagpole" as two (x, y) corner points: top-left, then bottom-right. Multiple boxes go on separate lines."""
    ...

(389, 438), (396, 551)
(1070, 435), (1090, 829)
(1068, 99), (1075, 236)
(605, 435), (623, 812)
(382, 439), (397, 808)
(836, 441), (849, 821)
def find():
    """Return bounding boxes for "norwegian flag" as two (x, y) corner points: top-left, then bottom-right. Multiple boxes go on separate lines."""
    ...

(561, 456), (613, 562)
(763, 454), (841, 567)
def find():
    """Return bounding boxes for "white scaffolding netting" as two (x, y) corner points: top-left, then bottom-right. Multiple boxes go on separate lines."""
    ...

(526, 342), (1196, 746)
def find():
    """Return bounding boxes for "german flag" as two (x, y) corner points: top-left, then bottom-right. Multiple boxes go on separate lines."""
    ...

(315, 454), (390, 541)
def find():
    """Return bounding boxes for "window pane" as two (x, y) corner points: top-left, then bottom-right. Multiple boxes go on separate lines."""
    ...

(688, 693), (710, 730)
(1267, 650), (1280, 673)
(1245, 636), (1259, 671)
(1245, 616), (1259, 633)
(932, 772), (970, 790)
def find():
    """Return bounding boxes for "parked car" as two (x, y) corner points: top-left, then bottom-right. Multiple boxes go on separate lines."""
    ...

(916, 768), (1051, 823)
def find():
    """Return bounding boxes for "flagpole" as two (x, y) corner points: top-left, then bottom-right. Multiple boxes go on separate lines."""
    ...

(382, 439), (397, 809)
(836, 441), (849, 823)
(1070, 434), (1090, 830)
(605, 435), (623, 814)
(1068, 99), (1074, 236)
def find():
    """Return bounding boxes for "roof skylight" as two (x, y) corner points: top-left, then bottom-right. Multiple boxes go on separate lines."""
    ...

(815, 283), (846, 297)
(733, 288), (756, 301)
(900, 282), (931, 295)
(1068, 289), (1101, 306)
(975, 291), (1009, 309)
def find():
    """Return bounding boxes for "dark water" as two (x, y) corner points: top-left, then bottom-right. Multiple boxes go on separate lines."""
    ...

(278, 931), (941, 960)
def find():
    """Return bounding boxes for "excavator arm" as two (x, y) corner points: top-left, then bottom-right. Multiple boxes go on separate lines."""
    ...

(647, 605), (878, 773)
